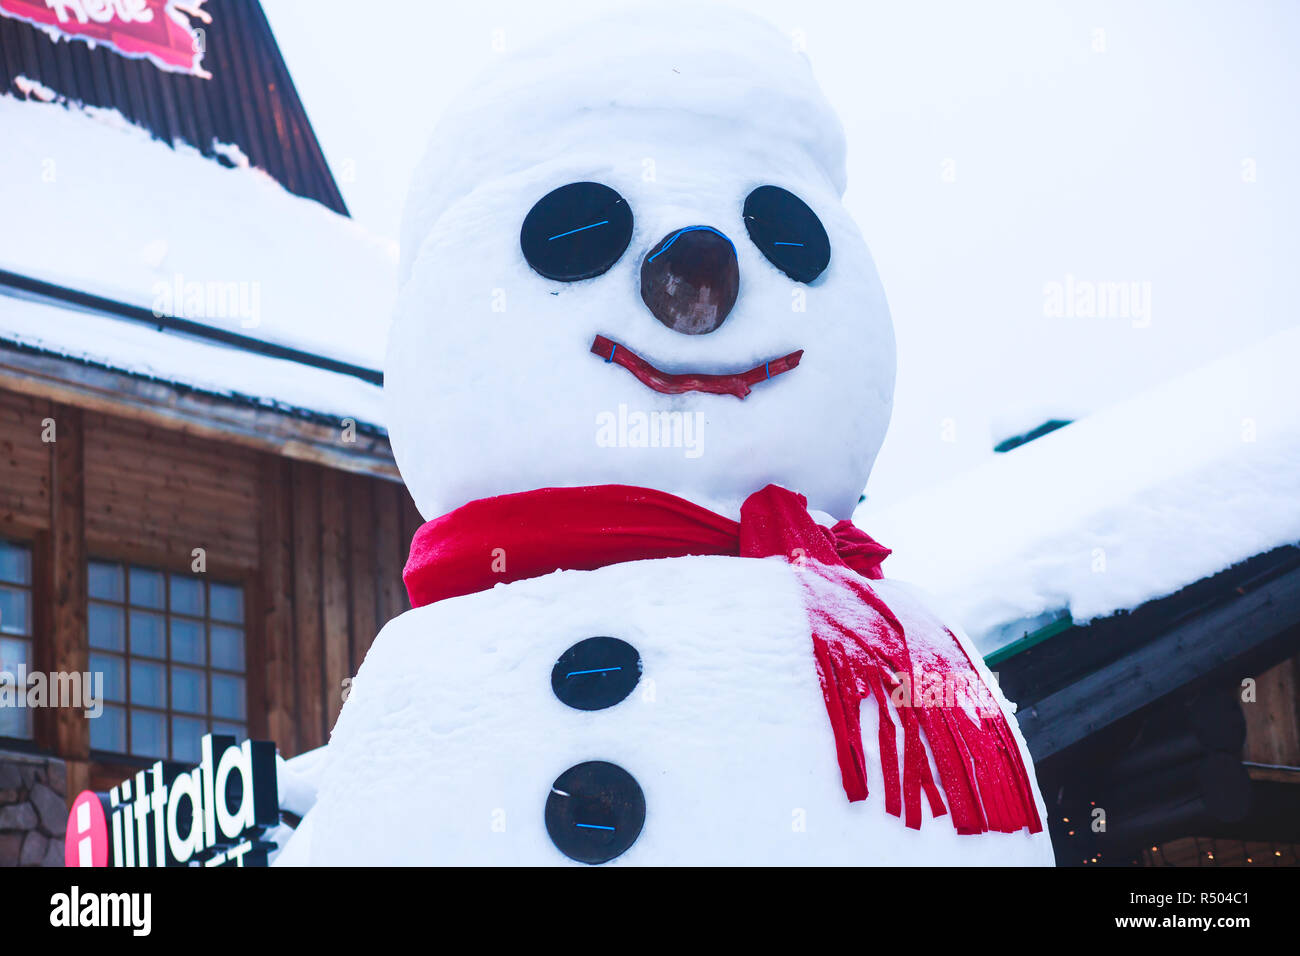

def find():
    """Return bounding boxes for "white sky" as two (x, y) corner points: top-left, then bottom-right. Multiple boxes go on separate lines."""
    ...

(263, 0), (1299, 507)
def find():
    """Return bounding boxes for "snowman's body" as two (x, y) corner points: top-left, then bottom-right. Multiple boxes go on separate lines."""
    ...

(279, 555), (1052, 865)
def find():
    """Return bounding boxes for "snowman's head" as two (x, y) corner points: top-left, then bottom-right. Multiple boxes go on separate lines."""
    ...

(387, 4), (895, 520)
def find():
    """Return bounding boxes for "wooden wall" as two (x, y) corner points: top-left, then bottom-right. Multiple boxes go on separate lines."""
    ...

(83, 413), (263, 575)
(263, 459), (422, 756)
(1244, 656), (1300, 768)
(0, 386), (420, 785)
(0, 389), (51, 535)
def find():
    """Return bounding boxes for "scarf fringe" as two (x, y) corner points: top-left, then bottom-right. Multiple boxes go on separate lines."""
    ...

(805, 569), (1042, 836)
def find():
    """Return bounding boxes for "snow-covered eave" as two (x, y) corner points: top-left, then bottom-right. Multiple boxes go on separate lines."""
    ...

(1007, 543), (1300, 761)
(0, 335), (400, 482)
(860, 324), (1300, 657)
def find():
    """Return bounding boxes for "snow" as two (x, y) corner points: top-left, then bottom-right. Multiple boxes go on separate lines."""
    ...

(12, 75), (56, 102)
(0, 93), (396, 418)
(278, 556), (1052, 865)
(276, 747), (324, 819)
(0, 292), (386, 424)
(858, 324), (1300, 653)
(388, 3), (894, 521)
(264, 747), (325, 865)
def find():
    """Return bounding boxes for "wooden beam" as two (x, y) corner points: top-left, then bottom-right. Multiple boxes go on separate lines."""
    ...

(259, 455), (297, 755)
(48, 403), (88, 762)
(319, 469), (350, 734)
(373, 481), (406, 626)
(1244, 762), (1300, 785)
(0, 346), (399, 481)
(1019, 565), (1300, 760)
(347, 474), (378, 673)
(290, 461), (325, 751)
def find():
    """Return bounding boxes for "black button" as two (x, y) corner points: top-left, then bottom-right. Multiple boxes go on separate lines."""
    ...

(551, 636), (641, 711)
(520, 182), (634, 282)
(545, 761), (645, 864)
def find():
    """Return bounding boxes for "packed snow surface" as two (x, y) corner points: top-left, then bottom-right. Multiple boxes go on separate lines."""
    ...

(859, 324), (1300, 651)
(389, 4), (894, 521)
(279, 556), (1052, 865)
(0, 94), (395, 421)
(0, 293), (386, 424)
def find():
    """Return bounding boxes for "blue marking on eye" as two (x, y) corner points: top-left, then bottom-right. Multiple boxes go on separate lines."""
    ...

(605, 345), (616, 364)
(576, 823), (616, 831)
(765, 361), (771, 380)
(548, 220), (610, 241)
(567, 666), (622, 678)
(648, 225), (735, 263)
(773, 241), (804, 247)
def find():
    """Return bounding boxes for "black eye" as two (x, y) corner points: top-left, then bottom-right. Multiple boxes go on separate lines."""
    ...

(520, 182), (633, 282)
(742, 185), (831, 283)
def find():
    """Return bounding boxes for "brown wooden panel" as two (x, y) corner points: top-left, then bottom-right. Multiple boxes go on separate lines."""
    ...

(319, 469), (350, 732)
(399, 488), (424, 614)
(290, 461), (324, 751)
(373, 481), (407, 626)
(0, 388), (51, 533)
(83, 412), (261, 571)
(49, 403), (88, 761)
(347, 474), (377, 671)
(1244, 656), (1300, 767)
(259, 455), (297, 755)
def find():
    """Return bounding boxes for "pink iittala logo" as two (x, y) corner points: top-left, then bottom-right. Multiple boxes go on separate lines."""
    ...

(64, 791), (109, 868)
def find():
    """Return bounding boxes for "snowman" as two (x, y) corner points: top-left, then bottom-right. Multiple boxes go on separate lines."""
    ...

(276, 5), (1054, 866)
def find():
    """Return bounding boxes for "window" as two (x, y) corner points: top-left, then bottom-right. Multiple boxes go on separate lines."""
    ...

(0, 539), (34, 740)
(87, 561), (247, 762)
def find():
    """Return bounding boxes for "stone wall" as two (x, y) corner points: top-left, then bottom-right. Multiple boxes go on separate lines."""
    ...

(0, 750), (66, 867)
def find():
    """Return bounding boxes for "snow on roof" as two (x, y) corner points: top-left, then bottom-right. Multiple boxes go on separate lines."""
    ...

(0, 94), (395, 423)
(858, 324), (1300, 656)
(0, 293), (384, 425)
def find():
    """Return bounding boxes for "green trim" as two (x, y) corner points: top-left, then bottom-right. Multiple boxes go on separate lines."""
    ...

(984, 612), (1075, 667)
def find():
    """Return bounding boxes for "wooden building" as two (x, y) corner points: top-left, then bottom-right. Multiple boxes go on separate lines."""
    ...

(997, 546), (1300, 866)
(0, 0), (411, 866)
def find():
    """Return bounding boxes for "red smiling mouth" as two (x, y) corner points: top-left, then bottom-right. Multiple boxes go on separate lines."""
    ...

(590, 334), (803, 400)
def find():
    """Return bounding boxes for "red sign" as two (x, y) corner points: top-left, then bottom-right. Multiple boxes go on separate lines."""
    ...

(0, 0), (211, 78)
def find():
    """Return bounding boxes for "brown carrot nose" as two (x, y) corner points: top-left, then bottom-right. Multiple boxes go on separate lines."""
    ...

(640, 226), (739, 335)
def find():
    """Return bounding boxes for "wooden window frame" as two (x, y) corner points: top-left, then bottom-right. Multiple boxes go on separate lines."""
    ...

(0, 535), (37, 745)
(86, 557), (249, 763)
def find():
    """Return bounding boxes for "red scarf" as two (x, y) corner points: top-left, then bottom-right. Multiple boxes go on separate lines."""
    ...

(404, 483), (1042, 836)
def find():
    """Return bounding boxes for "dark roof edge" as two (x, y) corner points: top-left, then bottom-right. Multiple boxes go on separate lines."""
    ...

(0, 267), (383, 386)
